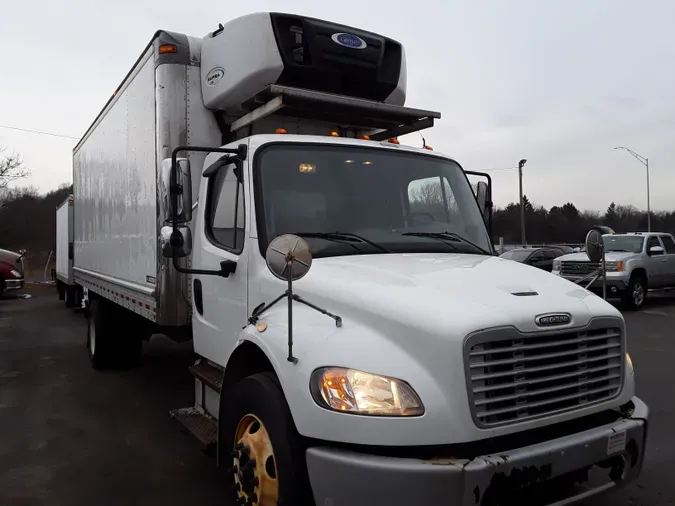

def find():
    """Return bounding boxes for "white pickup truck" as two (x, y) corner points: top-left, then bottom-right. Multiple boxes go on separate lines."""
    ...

(68, 12), (648, 505)
(554, 231), (675, 310)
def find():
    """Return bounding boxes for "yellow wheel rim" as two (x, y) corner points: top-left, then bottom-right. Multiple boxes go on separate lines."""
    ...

(232, 414), (278, 506)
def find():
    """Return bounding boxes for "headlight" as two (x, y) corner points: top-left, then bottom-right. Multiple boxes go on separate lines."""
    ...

(9, 270), (21, 278)
(552, 259), (561, 271)
(605, 261), (623, 272)
(626, 353), (634, 376)
(310, 367), (424, 416)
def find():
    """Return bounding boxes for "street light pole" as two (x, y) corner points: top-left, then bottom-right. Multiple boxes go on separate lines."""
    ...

(518, 159), (527, 245)
(614, 147), (651, 232)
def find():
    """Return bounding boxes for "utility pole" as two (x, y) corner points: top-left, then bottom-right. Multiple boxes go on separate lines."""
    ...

(518, 159), (527, 246)
(614, 147), (650, 231)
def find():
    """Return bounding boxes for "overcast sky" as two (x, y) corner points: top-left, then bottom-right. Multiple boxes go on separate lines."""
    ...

(1, 0), (673, 211)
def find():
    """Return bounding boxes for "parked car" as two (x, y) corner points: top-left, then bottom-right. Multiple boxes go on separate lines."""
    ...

(499, 247), (566, 272)
(550, 244), (575, 254)
(0, 247), (26, 296)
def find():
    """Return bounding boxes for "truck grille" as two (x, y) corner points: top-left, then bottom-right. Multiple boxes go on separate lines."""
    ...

(560, 261), (600, 276)
(465, 325), (624, 427)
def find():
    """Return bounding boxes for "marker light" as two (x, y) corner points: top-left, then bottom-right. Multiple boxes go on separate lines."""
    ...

(363, 161), (373, 165)
(345, 160), (354, 164)
(359, 135), (371, 140)
(425, 145), (433, 150)
(311, 367), (424, 416)
(388, 138), (400, 144)
(329, 131), (340, 137)
(298, 163), (316, 173)
(275, 128), (287, 134)
(159, 44), (177, 54)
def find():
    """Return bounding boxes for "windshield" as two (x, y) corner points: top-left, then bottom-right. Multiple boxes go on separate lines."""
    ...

(500, 250), (532, 262)
(603, 235), (644, 253)
(255, 144), (492, 258)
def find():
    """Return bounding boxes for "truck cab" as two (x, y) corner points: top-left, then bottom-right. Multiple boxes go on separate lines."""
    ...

(72, 12), (649, 506)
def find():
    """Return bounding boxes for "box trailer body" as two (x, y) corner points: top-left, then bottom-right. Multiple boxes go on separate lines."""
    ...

(73, 31), (221, 327)
(70, 12), (649, 506)
(55, 195), (74, 286)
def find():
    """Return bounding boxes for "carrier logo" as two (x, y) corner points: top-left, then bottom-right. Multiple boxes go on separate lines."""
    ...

(535, 313), (571, 327)
(205, 67), (225, 86)
(331, 32), (367, 50)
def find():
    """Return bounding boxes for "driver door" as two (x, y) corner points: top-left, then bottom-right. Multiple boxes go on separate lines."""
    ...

(191, 156), (249, 364)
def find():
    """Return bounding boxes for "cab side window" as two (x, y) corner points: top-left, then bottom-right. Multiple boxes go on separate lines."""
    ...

(207, 165), (245, 253)
(659, 235), (675, 254)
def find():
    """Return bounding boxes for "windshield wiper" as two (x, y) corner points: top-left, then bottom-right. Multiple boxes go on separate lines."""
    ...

(293, 232), (391, 253)
(401, 231), (491, 255)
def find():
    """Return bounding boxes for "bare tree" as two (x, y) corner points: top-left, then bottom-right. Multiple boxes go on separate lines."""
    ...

(0, 146), (29, 191)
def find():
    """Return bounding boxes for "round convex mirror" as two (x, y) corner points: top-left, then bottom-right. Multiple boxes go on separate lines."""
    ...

(266, 234), (313, 281)
(585, 227), (605, 263)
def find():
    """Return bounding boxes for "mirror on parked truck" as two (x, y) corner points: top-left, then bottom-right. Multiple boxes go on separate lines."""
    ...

(266, 234), (313, 281)
(247, 234), (342, 364)
(160, 225), (192, 258)
(648, 245), (665, 255)
(465, 171), (493, 241)
(160, 158), (192, 223)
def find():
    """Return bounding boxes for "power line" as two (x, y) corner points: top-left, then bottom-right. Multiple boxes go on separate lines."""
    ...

(0, 124), (79, 140)
(474, 166), (518, 172)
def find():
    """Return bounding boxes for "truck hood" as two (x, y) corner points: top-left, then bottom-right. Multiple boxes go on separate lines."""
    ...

(294, 253), (616, 335)
(558, 251), (637, 262)
(255, 252), (628, 447)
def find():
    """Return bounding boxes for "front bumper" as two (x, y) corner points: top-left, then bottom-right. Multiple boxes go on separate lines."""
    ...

(4, 278), (24, 291)
(306, 396), (648, 506)
(556, 273), (629, 296)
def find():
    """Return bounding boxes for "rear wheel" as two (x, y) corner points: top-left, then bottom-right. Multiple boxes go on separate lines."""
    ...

(87, 299), (143, 370)
(622, 274), (647, 310)
(220, 372), (312, 506)
(57, 281), (66, 301)
(65, 285), (76, 307)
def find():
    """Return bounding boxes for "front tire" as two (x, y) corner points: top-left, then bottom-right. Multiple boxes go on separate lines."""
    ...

(622, 274), (647, 310)
(220, 372), (312, 506)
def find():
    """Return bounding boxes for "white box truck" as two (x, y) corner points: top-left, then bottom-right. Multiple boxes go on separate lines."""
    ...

(71, 12), (648, 505)
(55, 194), (78, 306)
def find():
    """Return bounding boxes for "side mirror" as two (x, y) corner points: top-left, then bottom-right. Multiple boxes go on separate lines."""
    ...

(160, 158), (192, 223)
(160, 225), (192, 258)
(649, 245), (665, 256)
(475, 181), (489, 220)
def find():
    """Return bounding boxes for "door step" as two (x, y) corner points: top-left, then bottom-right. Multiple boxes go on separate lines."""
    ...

(170, 407), (217, 456)
(189, 359), (224, 392)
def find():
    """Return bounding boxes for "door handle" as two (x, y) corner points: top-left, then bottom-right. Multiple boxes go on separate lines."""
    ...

(194, 279), (204, 315)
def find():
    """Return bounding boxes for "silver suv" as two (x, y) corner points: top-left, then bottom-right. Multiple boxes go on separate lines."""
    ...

(552, 232), (675, 310)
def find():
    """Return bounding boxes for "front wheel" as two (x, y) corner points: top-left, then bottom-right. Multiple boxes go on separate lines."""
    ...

(220, 372), (312, 506)
(622, 274), (647, 310)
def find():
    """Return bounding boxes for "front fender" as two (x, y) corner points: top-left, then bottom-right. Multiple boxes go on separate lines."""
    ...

(236, 300), (467, 447)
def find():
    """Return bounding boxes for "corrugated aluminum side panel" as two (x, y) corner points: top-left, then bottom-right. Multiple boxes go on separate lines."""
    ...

(55, 198), (73, 284)
(73, 48), (157, 295)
